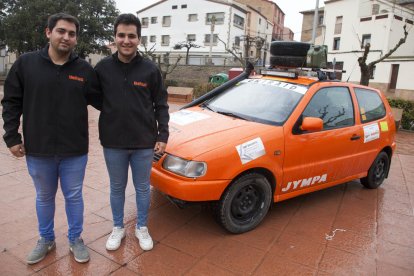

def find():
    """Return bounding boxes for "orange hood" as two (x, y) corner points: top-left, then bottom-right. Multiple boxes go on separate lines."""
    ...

(166, 107), (273, 159)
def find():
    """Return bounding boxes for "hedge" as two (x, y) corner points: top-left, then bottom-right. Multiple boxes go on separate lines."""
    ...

(387, 98), (414, 130)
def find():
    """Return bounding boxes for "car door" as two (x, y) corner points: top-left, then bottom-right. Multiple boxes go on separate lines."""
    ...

(281, 85), (364, 195)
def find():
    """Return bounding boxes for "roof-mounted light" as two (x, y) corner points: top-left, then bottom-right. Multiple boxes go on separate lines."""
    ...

(260, 69), (298, 79)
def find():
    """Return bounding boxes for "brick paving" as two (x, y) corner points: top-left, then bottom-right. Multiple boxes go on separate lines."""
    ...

(0, 85), (414, 275)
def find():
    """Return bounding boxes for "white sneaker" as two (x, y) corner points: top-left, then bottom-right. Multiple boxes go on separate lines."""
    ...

(135, 226), (153, 251)
(106, 227), (126, 251)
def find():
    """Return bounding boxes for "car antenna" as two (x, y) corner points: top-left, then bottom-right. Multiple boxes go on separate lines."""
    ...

(346, 61), (359, 82)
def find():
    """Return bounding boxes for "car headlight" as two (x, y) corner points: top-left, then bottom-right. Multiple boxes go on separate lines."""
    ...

(162, 154), (207, 178)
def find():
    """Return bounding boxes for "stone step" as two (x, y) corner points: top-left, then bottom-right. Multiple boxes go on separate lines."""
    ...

(167, 86), (193, 103)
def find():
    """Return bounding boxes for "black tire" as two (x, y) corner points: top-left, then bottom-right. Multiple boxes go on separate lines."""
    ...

(270, 41), (310, 56)
(360, 152), (389, 189)
(270, 55), (306, 68)
(216, 173), (272, 234)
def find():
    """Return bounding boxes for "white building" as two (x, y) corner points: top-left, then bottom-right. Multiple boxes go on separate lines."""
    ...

(137, 0), (273, 65)
(322, 0), (414, 100)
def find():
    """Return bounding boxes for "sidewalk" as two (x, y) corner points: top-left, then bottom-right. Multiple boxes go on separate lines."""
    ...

(1, 100), (414, 275)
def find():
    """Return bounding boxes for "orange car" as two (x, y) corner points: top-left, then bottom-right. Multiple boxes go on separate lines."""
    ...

(151, 46), (396, 234)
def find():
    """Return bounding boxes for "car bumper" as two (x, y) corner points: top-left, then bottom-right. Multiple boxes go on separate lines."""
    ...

(150, 167), (230, 202)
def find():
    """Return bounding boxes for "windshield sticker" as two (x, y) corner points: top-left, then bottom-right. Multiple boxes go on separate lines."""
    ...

(239, 79), (307, 94)
(363, 123), (380, 143)
(170, 110), (210, 126)
(282, 174), (328, 192)
(380, 121), (389, 132)
(236, 138), (266, 164)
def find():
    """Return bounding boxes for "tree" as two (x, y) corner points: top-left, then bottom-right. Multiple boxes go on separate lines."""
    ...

(156, 52), (182, 85)
(217, 36), (245, 68)
(1, 0), (118, 58)
(173, 41), (202, 65)
(358, 25), (409, 86)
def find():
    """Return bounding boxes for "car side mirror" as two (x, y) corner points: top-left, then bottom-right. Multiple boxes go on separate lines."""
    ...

(301, 117), (323, 132)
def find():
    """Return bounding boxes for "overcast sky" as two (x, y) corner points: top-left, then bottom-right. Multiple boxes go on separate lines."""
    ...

(114, 0), (324, 41)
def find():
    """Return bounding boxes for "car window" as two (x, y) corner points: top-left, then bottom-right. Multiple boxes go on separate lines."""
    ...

(302, 86), (354, 130)
(354, 88), (386, 123)
(206, 79), (306, 125)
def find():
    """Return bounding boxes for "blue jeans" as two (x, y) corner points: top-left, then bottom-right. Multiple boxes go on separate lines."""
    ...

(26, 155), (87, 243)
(103, 148), (153, 228)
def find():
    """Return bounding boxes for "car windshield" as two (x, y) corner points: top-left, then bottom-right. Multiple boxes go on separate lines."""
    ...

(204, 79), (307, 125)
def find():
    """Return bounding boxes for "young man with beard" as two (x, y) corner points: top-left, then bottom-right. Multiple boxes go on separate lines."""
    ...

(2, 13), (99, 264)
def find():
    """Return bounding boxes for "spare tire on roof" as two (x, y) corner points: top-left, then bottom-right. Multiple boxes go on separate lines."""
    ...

(270, 55), (306, 68)
(270, 41), (311, 56)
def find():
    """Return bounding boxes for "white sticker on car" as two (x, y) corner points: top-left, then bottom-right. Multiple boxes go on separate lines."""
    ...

(363, 123), (380, 143)
(170, 110), (210, 126)
(240, 79), (307, 94)
(236, 138), (266, 164)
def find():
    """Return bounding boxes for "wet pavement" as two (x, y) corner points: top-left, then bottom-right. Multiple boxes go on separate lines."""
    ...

(0, 87), (414, 275)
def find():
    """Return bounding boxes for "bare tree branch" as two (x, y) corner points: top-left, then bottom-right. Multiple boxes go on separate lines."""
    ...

(217, 36), (245, 68)
(358, 24), (409, 86)
(369, 24), (408, 66)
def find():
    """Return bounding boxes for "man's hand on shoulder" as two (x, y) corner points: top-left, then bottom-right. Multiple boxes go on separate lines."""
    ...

(154, 142), (166, 155)
(9, 144), (26, 157)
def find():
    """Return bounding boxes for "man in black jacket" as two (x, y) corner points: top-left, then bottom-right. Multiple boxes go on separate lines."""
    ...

(94, 14), (169, 251)
(1, 13), (98, 264)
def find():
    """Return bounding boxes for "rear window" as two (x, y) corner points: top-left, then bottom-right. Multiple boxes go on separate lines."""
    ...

(354, 88), (386, 123)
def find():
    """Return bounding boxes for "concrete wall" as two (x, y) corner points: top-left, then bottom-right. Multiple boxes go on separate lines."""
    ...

(165, 64), (240, 86)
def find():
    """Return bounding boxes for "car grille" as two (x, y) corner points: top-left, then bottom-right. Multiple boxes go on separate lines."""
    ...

(153, 152), (164, 163)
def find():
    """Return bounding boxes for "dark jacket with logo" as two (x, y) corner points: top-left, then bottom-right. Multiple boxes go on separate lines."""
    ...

(94, 53), (169, 149)
(1, 46), (99, 157)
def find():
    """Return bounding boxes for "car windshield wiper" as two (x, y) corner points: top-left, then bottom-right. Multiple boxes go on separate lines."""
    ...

(201, 103), (215, 112)
(216, 110), (248, 121)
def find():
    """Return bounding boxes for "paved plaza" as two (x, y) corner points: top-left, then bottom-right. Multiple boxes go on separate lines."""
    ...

(0, 84), (413, 275)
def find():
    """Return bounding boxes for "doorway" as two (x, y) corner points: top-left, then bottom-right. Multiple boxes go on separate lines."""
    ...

(388, 64), (399, 90)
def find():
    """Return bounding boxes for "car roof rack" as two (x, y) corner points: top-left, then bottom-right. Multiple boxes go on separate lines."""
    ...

(261, 67), (346, 81)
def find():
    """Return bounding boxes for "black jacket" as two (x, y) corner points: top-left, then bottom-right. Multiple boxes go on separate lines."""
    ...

(1, 46), (99, 157)
(95, 53), (169, 149)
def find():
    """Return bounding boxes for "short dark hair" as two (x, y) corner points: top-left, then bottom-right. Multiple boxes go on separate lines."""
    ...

(114, 13), (141, 38)
(47, 13), (80, 35)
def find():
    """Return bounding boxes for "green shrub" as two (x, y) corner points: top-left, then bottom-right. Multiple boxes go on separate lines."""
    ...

(387, 97), (414, 130)
(164, 79), (179, 87)
(193, 83), (220, 99)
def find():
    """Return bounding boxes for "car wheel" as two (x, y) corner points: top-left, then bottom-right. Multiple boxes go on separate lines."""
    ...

(270, 55), (307, 68)
(360, 152), (389, 189)
(216, 173), (272, 233)
(270, 41), (310, 56)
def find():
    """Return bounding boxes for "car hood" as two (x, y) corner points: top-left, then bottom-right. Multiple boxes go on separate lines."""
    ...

(166, 107), (272, 159)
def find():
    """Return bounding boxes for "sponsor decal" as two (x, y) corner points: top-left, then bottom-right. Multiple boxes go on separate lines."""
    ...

(380, 121), (389, 132)
(134, 81), (148, 88)
(170, 110), (210, 126)
(236, 138), (266, 164)
(363, 123), (380, 143)
(239, 79), (307, 94)
(68, 75), (84, 82)
(282, 174), (328, 192)
(169, 125), (182, 133)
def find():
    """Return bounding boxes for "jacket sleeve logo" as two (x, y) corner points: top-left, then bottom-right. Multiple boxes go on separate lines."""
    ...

(68, 75), (85, 82)
(134, 81), (148, 88)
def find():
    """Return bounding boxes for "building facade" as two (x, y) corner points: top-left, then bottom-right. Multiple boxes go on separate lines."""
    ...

(301, 0), (414, 100)
(233, 0), (285, 40)
(300, 7), (325, 43)
(137, 0), (273, 66)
